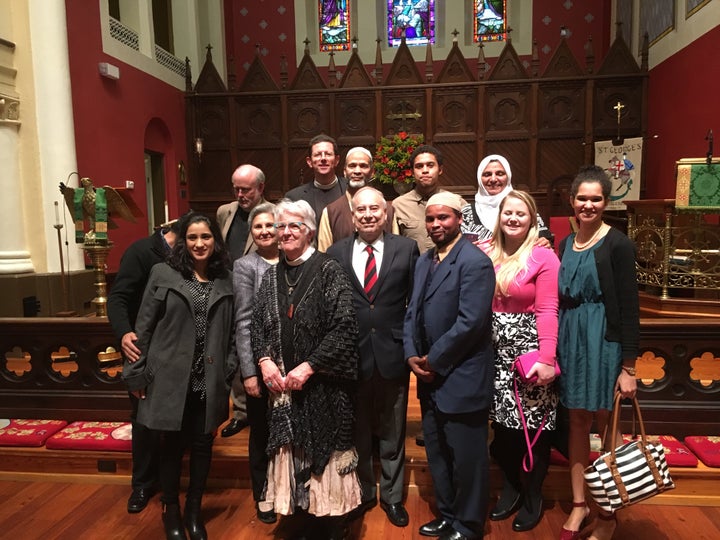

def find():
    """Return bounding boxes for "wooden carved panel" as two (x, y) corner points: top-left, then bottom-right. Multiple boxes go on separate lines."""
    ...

(196, 98), (230, 147)
(433, 89), (477, 135)
(593, 80), (643, 138)
(382, 91), (425, 135)
(234, 97), (282, 146)
(190, 150), (233, 211)
(434, 142), (480, 195)
(538, 84), (585, 135)
(336, 93), (376, 141)
(287, 96), (331, 143)
(537, 139), (586, 188)
(485, 85), (531, 139)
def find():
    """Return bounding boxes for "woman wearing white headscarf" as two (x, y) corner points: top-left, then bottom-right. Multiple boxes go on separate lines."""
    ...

(461, 155), (552, 245)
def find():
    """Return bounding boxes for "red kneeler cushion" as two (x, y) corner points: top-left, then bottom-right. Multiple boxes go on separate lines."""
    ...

(45, 421), (132, 452)
(684, 436), (720, 468)
(623, 435), (698, 467)
(0, 419), (68, 447)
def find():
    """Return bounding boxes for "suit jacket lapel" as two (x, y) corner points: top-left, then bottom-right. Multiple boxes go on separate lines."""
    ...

(344, 239), (366, 297)
(424, 239), (463, 299)
(375, 234), (397, 297)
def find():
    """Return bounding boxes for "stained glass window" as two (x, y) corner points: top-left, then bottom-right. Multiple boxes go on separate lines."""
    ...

(474, 0), (506, 42)
(319, 0), (351, 52)
(387, 0), (435, 47)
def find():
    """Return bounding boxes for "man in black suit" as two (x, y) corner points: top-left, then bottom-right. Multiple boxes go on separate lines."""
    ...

(327, 186), (419, 528)
(285, 134), (348, 225)
(403, 192), (496, 540)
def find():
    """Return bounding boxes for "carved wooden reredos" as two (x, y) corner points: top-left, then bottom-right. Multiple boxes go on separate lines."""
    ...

(186, 34), (648, 217)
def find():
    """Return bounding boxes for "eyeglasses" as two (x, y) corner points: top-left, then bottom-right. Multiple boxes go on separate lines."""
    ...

(273, 222), (307, 233)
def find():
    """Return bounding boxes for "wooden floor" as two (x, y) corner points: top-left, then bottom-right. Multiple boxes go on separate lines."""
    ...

(1, 480), (719, 539)
(1, 381), (719, 538)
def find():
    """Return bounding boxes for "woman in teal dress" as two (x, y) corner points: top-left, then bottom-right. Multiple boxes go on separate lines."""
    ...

(556, 166), (639, 540)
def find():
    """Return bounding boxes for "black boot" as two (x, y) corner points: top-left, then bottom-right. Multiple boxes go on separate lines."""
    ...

(512, 430), (551, 532)
(489, 478), (522, 521)
(184, 498), (208, 540)
(162, 503), (188, 540)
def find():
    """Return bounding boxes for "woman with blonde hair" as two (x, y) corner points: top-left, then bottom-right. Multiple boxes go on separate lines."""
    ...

(485, 190), (561, 532)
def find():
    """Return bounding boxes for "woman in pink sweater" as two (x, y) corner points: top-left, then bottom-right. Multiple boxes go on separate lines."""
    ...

(484, 190), (560, 532)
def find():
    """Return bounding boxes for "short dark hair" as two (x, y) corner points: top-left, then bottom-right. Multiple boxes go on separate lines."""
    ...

(168, 212), (229, 280)
(308, 134), (339, 156)
(410, 144), (443, 167)
(571, 165), (612, 199)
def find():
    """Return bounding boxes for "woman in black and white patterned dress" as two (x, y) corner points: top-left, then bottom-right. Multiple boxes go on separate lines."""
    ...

(483, 191), (560, 532)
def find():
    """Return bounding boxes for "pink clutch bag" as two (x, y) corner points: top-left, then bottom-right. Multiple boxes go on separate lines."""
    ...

(514, 350), (561, 384)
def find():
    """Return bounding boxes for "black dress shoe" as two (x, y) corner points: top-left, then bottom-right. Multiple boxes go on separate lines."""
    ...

(127, 487), (155, 513)
(415, 433), (425, 446)
(221, 418), (248, 437)
(439, 531), (469, 540)
(512, 496), (543, 532)
(489, 491), (521, 521)
(419, 517), (452, 537)
(256, 503), (277, 524)
(379, 500), (409, 527)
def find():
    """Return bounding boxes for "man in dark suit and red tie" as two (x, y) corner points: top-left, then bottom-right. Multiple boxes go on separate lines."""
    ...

(404, 191), (496, 540)
(327, 186), (419, 528)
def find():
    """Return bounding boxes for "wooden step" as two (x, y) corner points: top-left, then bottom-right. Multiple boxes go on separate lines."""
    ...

(1, 430), (718, 507)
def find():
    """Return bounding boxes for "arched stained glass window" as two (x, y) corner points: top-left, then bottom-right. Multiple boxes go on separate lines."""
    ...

(474, 0), (507, 42)
(319, 0), (351, 52)
(387, 0), (435, 47)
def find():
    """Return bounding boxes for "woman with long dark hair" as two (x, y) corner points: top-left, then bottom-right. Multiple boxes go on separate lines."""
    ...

(124, 212), (237, 540)
(557, 166), (639, 540)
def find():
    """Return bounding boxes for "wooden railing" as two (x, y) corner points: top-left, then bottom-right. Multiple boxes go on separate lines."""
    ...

(1, 317), (719, 437)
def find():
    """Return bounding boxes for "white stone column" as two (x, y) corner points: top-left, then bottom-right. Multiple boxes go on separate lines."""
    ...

(0, 96), (34, 273)
(28, 0), (84, 272)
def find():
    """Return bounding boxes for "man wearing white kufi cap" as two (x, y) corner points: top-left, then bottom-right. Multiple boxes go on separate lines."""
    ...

(317, 146), (398, 251)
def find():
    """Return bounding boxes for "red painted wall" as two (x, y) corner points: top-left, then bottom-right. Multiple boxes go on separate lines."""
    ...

(65, 1), (188, 271)
(646, 25), (720, 199)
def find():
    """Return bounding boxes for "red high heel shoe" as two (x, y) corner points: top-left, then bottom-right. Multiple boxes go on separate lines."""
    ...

(559, 501), (589, 540)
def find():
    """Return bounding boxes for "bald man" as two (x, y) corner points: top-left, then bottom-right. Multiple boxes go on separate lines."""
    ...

(317, 147), (397, 252)
(216, 163), (268, 437)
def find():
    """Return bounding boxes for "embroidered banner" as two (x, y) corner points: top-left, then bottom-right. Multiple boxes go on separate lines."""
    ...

(675, 158), (720, 211)
(594, 137), (643, 211)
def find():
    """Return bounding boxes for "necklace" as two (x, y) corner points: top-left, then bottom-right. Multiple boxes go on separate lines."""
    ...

(284, 267), (303, 295)
(573, 224), (605, 250)
(284, 267), (304, 319)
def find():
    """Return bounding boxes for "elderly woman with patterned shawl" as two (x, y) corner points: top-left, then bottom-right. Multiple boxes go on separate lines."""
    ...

(251, 198), (361, 528)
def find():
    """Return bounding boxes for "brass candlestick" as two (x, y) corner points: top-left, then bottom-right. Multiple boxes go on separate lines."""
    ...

(83, 243), (113, 317)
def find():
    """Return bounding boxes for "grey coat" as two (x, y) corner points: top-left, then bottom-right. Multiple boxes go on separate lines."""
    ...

(232, 251), (274, 380)
(123, 262), (237, 432)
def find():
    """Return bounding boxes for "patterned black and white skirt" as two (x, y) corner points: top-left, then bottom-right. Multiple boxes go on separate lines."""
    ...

(491, 312), (559, 431)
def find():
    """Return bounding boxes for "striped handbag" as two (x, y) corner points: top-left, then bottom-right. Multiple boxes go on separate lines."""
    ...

(583, 393), (675, 514)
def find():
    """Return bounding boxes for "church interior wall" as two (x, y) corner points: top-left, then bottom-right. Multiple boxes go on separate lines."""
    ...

(65, 0), (188, 272)
(645, 20), (720, 199)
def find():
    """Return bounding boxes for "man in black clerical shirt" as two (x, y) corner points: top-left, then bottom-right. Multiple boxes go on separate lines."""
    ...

(216, 163), (267, 436)
(284, 134), (348, 226)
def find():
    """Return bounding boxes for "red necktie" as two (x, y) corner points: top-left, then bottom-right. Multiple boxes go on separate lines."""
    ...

(363, 245), (378, 300)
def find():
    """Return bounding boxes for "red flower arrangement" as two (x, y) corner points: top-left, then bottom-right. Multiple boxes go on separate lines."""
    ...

(374, 131), (425, 185)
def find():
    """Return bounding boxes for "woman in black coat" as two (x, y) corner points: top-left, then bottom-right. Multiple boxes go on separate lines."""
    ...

(124, 212), (237, 540)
